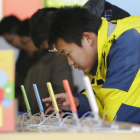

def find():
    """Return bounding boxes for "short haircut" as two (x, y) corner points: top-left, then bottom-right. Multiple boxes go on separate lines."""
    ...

(48, 6), (102, 48)
(17, 19), (30, 37)
(30, 8), (57, 48)
(0, 15), (21, 35)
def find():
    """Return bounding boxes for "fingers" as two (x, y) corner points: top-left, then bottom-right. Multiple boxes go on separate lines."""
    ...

(62, 98), (70, 106)
(42, 97), (52, 102)
(54, 93), (66, 100)
(44, 107), (54, 115)
(63, 101), (69, 106)
(60, 111), (64, 117)
(58, 109), (64, 117)
(45, 102), (53, 107)
(42, 93), (66, 103)
(43, 93), (71, 112)
(46, 103), (49, 107)
(45, 107), (64, 116)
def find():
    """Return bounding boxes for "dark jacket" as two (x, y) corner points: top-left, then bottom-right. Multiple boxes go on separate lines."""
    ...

(16, 49), (44, 111)
(15, 49), (30, 111)
(23, 50), (73, 114)
(84, 0), (130, 19)
(104, 2), (130, 20)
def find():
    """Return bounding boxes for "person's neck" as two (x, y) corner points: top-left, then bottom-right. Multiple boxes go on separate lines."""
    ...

(90, 60), (98, 76)
(29, 49), (38, 57)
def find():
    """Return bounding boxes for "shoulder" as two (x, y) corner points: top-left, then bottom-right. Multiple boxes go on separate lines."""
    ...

(118, 29), (140, 44)
(109, 29), (140, 57)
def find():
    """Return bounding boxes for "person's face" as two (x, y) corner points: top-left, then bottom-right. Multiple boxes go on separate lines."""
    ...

(3, 33), (22, 49)
(20, 36), (38, 57)
(55, 32), (98, 73)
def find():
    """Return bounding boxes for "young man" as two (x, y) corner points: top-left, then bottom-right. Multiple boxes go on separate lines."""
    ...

(18, 19), (74, 114)
(43, 6), (140, 124)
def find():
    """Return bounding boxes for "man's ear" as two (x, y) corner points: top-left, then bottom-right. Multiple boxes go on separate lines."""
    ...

(82, 32), (94, 47)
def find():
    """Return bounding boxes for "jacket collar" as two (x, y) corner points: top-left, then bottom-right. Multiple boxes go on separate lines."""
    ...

(97, 17), (109, 69)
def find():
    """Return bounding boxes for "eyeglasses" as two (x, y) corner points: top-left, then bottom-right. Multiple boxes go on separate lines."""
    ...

(48, 46), (58, 52)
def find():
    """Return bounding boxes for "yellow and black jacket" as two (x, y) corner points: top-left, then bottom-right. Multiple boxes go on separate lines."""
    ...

(76, 16), (140, 123)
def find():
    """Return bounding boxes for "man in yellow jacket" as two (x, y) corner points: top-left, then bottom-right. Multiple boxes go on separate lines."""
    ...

(42, 6), (140, 123)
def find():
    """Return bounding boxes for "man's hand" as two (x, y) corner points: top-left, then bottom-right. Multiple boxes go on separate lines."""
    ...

(42, 93), (79, 115)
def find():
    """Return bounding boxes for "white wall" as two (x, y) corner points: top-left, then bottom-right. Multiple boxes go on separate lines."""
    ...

(107, 0), (140, 15)
(0, 36), (19, 63)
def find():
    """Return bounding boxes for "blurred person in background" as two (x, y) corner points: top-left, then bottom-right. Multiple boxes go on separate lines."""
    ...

(0, 15), (31, 112)
(30, 8), (84, 94)
(17, 19), (73, 114)
(30, 8), (57, 49)
(0, 15), (22, 48)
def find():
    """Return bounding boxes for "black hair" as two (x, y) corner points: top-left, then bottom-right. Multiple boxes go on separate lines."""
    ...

(17, 19), (30, 37)
(48, 6), (102, 48)
(30, 8), (57, 48)
(0, 15), (21, 35)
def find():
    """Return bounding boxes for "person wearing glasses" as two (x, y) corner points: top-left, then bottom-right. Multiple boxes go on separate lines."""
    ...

(18, 19), (74, 114)
(43, 6), (140, 124)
